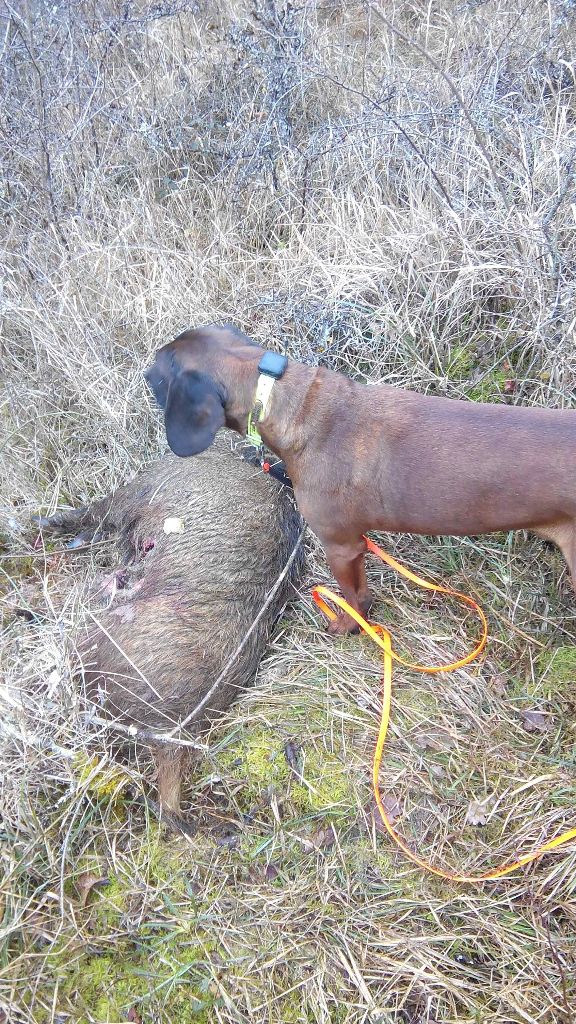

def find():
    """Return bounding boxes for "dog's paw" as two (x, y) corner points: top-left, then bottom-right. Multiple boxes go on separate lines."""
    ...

(326, 611), (361, 636)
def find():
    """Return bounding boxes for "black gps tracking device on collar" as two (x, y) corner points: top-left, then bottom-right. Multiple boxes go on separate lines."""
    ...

(258, 351), (288, 379)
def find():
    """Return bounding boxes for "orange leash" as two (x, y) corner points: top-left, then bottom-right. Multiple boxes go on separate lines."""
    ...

(312, 536), (576, 882)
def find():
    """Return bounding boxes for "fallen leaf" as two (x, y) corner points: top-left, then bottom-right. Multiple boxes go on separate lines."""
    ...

(521, 710), (552, 733)
(264, 862), (280, 881)
(127, 1008), (142, 1023)
(365, 793), (401, 832)
(298, 837), (316, 853)
(489, 673), (508, 697)
(413, 728), (455, 752)
(283, 739), (303, 777)
(310, 824), (337, 850)
(75, 870), (109, 908)
(465, 799), (490, 826)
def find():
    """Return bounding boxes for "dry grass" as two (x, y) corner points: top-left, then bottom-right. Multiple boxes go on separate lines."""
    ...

(2, 1), (576, 1021)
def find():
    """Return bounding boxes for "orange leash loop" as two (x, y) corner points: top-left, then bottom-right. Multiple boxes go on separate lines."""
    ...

(312, 537), (576, 882)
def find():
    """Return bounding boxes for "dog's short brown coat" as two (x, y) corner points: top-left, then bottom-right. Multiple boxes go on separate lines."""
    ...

(146, 325), (576, 632)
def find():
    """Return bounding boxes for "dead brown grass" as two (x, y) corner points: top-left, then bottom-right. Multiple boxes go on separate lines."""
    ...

(2, 1), (576, 1022)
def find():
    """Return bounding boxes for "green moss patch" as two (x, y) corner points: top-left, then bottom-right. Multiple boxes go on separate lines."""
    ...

(216, 727), (354, 818)
(465, 369), (507, 403)
(52, 940), (219, 1023)
(537, 646), (576, 696)
(73, 752), (131, 805)
(446, 343), (477, 380)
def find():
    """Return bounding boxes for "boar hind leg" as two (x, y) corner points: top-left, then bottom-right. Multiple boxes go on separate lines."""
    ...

(154, 744), (188, 814)
(34, 507), (93, 533)
(34, 493), (119, 543)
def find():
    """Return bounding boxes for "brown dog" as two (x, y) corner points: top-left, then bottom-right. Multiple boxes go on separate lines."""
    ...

(145, 324), (576, 633)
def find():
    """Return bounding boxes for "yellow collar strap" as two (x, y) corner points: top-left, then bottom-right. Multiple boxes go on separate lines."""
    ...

(246, 351), (288, 445)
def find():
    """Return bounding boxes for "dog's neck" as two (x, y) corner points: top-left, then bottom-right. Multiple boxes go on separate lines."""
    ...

(220, 353), (260, 434)
(254, 360), (324, 459)
(222, 352), (321, 458)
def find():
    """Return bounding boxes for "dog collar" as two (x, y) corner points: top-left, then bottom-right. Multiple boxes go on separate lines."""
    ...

(246, 351), (288, 445)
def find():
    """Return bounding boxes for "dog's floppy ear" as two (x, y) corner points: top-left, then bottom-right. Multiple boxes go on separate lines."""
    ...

(164, 370), (225, 457)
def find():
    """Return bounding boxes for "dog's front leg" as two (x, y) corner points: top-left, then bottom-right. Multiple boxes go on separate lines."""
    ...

(323, 537), (372, 635)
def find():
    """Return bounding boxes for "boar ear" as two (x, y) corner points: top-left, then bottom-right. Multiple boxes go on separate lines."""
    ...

(164, 370), (225, 457)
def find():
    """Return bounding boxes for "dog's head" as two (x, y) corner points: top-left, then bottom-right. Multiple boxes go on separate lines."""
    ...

(145, 325), (259, 456)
